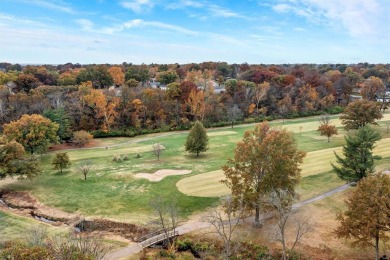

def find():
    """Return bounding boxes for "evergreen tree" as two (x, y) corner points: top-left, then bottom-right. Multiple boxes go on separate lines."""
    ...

(332, 126), (381, 183)
(185, 121), (209, 157)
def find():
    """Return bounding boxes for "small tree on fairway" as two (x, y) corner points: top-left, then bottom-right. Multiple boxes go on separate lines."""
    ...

(317, 114), (338, 142)
(152, 142), (164, 160)
(185, 121), (208, 157)
(78, 161), (93, 180)
(332, 126), (381, 183)
(52, 152), (71, 173)
(335, 174), (390, 260)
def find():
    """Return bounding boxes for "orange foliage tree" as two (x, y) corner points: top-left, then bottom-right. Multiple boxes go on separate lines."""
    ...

(3, 114), (59, 154)
(84, 90), (119, 131)
(108, 66), (125, 86)
(222, 122), (306, 225)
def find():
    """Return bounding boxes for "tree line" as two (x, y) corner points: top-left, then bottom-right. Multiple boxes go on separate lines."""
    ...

(0, 62), (388, 139)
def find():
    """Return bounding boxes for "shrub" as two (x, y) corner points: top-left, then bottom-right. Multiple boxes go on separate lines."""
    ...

(112, 154), (122, 162)
(123, 154), (129, 161)
(72, 130), (93, 147)
(0, 241), (51, 260)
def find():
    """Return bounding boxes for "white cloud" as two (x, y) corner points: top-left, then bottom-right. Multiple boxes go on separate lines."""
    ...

(120, 0), (154, 13)
(167, 0), (204, 9)
(75, 19), (94, 31)
(272, 0), (389, 39)
(0, 13), (48, 27)
(208, 4), (244, 18)
(23, 0), (76, 14)
(98, 19), (198, 36)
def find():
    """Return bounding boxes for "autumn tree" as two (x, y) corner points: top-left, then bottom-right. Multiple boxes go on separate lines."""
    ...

(0, 138), (41, 179)
(186, 89), (205, 121)
(222, 122), (306, 225)
(332, 126), (381, 183)
(52, 152), (71, 173)
(84, 89), (119, 131)
(340, 100), (383, 130)
(317, 114), (338, 142)
(108, 66), (125, 86)
(72, 131), (93, 147)
(360, 76), (385, 101)
(15, 74), (41, 92)
(253, 82), (270, 117)
(185, 121), (209, 157)
(335, 174), (390, 260)
(3, 114), (59, 154)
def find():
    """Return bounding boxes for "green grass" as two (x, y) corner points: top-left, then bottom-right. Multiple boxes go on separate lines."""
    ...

(0, 211), (68, 247)
(4, 112), (390, 224)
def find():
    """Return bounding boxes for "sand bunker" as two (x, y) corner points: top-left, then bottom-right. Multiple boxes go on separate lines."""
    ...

(135, 169), (191, 182)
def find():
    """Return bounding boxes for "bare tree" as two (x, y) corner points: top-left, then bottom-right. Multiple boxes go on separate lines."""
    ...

(266, 189), (311, 260)
(78, 161), (93, 180)
(226, 104), (243, 128)
(152, 142), (164, 160)
(202, 197), (243, 259)
(150, 196), (181, 250)
(318, 113), (331, 125)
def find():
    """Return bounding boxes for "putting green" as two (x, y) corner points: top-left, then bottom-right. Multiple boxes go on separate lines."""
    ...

(177, 138), (390, 197)
(176, 170), (230, 197)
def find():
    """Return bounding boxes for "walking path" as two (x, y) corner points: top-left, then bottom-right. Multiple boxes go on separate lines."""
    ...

(104, 182), (352, 260)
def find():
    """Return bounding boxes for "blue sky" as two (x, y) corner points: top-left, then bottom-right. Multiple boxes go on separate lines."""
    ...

(0, 0), (389, 64)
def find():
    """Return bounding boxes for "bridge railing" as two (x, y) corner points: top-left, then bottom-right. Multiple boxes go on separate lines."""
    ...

(139, 230), (179, 248)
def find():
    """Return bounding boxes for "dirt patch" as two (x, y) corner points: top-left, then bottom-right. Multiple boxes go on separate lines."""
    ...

(76, 219), (149, 241)
(0, 190), (81, 225)
(134, 169), (191, 182)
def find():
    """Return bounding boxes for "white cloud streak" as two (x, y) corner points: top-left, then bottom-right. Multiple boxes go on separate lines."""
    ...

(120, 0), (154, 13)
(22, 0), (76, 14)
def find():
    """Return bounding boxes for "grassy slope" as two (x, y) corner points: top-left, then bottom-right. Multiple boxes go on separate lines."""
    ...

(0, 210), (68, 246)
(4, 113), (390, 224)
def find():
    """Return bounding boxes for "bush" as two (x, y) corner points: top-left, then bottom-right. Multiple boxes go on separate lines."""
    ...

(112, 154), (122, 162)
(0, 241), (51, 260)
(123, 154), (129, 161)
(72, 131), (93, 147)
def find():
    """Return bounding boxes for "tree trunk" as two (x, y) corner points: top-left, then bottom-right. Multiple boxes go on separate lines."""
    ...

(255, 206), (260, 225)
(196, 151), (199, 157)
(375, 233), (379, 260)
(282, 237), (287, 260)
(84, 174), (87, 180)
(328, 136), (330, 142)
(231, 120), (234, 128)
(60, 167), (63, 173)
